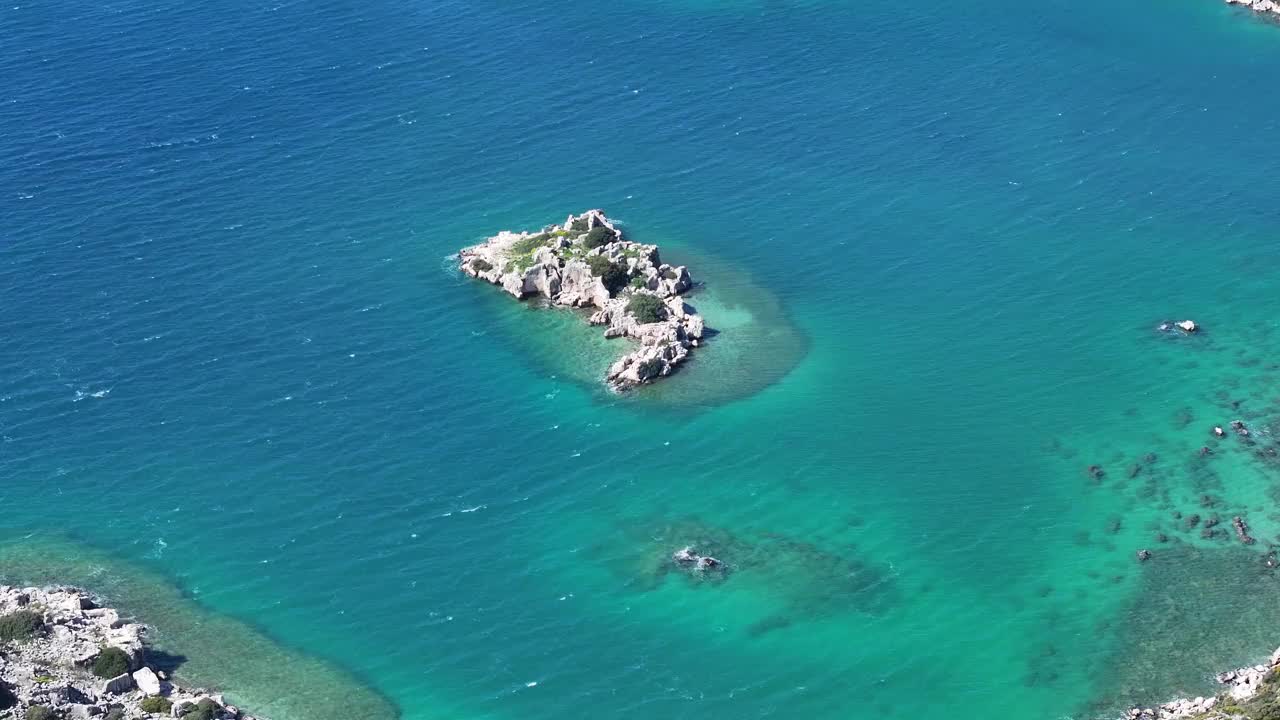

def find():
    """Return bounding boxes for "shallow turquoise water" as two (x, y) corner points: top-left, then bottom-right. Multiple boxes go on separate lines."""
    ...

(5, 1), (1280, 718)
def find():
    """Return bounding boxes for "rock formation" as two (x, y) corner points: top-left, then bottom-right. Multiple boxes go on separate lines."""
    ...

(1226, 0), (1280, 17)
(0, 585), (257, 720)
(459, 210), (705, 390)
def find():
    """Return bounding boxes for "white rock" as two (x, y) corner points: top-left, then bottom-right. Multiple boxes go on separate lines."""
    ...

(100, 672), (135, 695)
(134, 666), (162, 695)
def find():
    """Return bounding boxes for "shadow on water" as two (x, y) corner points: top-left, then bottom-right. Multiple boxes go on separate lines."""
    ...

(144, 649), (189, 676)
(0, 530), (400, 720)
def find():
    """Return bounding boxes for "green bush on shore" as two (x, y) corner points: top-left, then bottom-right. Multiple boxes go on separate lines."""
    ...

(141, 696), (173, 713)
(470, 258), (493, 273)
(180, 698), (222, 720)
(586, 256), (628, 295)
(583, 226), (616, 249)
(25, 706), (54, 720)
(0, 610), (43, 643)
(626, 293), (665, 324)
(91, 647), (131, 679)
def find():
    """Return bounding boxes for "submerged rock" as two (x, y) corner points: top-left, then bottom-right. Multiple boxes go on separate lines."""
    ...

(1233, 516), (1257, 545)
(459, 210), (706, 390)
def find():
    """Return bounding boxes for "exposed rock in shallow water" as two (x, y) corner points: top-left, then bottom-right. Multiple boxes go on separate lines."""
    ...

(0, 585), (259, 720)
(459, 209), (705, 390)
(1227, 0), (1280, 17)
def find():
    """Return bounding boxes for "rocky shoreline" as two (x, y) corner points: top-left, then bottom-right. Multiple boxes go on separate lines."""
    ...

(0, 585), (256, 720)
(459, 209), (705, 390)
(1226, 0), (1280, 18)
(1125, 647), (1280, 719)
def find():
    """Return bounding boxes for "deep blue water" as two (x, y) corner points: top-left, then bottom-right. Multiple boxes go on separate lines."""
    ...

(6, 1), (1280, 718)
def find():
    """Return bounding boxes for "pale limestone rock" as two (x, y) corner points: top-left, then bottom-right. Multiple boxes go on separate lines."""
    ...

(459, 210), (707, 390)
(133, 666), (162, 695)
(100, 672), (135, 695)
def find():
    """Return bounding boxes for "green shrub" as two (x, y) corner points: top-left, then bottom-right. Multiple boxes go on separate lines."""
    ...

(510, 233), (550, 256)
(638, 358), (665, 379)
(470, 258), (493, 273)
(626, 293), (666, 324)
(585, 255), (612, 276)
(141, 696), (173, 713)
(582, 226), (616, 249)
(569, 217), (590, 232)
(104, 710), (125, 720)
(25, 706), (54, 720)
(585, 256), (628, 295)
(0, 610), (43, 643)
(629, 275), (647, 290)
(180, 698), (221, 720)
(91, 647), (131, 679)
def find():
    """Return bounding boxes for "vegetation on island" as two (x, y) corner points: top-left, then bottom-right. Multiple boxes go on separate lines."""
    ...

(141, 696), (173, 713)
(627, 293), (666, 324)
(638, 357), (665, 377)
(504, 233), (553, 274)
(180, 698), (223, 720)
(0, 611), (43, 643)
(24, 707), (54, 720)
(1167, 667), (1280, 720)
(583, 226), (616, 249)
(586, 255), (629, 295)
(91, 647), (131, 679)
(1229, 669), (1280, 719)
(470, 258), (493, 273)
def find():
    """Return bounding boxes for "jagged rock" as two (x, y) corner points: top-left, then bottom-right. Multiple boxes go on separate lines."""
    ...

(1227, 0), (1280, 17)
(100, 673), (134, 696)
(0, 585), (252, 720)
(65, 705), (98, 720)
(1176, 320), (1198, 333)
(1233, 516), (1256, 545)
(459, 210), (707, 390)
(133, 667), (162, 696)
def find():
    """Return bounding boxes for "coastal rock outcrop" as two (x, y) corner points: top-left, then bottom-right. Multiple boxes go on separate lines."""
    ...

(459, 210), (705, 390)
(1226, 0), (1280, 17)
(0, 585), (258, 720)
(1126, 647), (1280, 719)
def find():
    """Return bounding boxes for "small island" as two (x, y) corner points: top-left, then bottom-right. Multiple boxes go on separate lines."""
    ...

(0, 585), (257, 720)
(459, 209), (706, 390)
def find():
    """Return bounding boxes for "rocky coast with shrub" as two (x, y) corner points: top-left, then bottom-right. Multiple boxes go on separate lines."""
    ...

(0, 585), (256, 720)
(458, 209), (705, 390)
(1123, 647), (1280, 720)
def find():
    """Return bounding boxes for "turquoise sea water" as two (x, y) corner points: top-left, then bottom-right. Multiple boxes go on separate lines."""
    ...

(6, 1), (1280, 718)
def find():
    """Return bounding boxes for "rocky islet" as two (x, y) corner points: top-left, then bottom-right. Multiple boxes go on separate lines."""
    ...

(459, 210), (706, 390)
(0, 585), (255, 720)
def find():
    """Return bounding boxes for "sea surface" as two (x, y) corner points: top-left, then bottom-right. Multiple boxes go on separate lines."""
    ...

(4, 1), (1280, 718)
